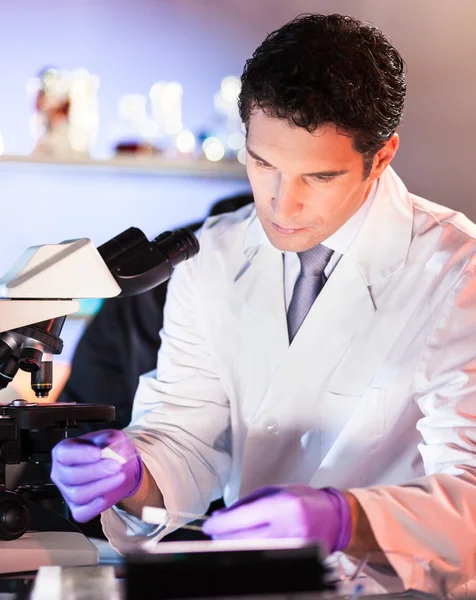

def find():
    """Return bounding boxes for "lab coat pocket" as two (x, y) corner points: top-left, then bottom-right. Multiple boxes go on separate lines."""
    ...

(311, 387), (387, 489)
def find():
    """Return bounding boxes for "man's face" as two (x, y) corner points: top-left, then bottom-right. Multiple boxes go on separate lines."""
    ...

(246, 110), (392, 252)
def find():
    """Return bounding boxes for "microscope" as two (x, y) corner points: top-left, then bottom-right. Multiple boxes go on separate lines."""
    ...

(0, 225), (199, 573)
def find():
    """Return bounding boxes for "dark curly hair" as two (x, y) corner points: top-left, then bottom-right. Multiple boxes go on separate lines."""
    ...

(239, 13), (406, 177)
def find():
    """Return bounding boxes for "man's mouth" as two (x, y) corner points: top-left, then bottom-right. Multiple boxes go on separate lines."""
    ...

(271, 222), (306, 235)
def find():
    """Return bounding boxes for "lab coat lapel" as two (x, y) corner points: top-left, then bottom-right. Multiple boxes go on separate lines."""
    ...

(348, 166), (413, 288)
(233, 242), (289, 420)
(324, 166), (414, 394)
(259, 251), (376, 408)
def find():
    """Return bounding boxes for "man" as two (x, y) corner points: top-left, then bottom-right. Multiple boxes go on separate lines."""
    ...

(51, 14), (476, 590)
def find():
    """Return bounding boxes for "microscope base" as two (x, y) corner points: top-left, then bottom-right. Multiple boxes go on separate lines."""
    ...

(0, 531), (98, 574)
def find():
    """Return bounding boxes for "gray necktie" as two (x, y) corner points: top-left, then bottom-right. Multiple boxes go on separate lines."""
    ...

(287, 245), (334, 342)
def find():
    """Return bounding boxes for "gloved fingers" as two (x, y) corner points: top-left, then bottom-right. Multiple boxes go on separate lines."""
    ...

(77, 429), (118, 444)
(202, 494), (286, 537)
(52, 438), (102, 465)
(59, 472), (126, 507)
(214, 486), (282, 513)
(51, 458), (122, 486)
(68, 497), (108, 523)
(76, 430), (138, 462)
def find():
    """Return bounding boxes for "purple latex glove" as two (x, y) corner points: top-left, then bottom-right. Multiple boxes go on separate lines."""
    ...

(51, 429), (143, 523)
(202, 485), (352, 553)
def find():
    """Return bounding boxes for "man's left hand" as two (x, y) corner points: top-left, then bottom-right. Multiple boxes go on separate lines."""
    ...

(202, 485), (352, 554)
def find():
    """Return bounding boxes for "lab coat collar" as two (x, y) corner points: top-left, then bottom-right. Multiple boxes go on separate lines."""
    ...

(243, 166), (413, 286)
(348, 166), (413, 286)
(319, 182), (376, 255)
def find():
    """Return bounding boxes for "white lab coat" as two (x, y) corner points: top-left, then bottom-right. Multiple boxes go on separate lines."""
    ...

(102, 167), (476, 591)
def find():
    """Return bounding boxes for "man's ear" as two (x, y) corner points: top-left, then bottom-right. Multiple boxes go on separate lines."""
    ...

(368, 133), (399, 182)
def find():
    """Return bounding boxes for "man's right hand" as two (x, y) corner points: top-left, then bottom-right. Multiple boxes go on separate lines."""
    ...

(51, 429), (143, 522)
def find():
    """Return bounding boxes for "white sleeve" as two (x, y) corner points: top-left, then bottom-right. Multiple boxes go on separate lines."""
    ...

(349, 271), (476, 592)
(101, 245), (231, 554)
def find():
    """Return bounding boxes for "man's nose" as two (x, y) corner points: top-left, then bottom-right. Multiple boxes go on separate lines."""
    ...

(272, 178), (303, 222)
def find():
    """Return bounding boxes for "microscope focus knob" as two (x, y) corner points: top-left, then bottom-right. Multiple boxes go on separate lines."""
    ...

(0, 490), (30, 541)
(18, 347), (43, 372)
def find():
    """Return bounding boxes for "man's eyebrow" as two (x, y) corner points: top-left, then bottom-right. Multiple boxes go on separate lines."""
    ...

(246, 146), (348, 177)
(246, 146), (273, 166)
(304, 168), (349, 178)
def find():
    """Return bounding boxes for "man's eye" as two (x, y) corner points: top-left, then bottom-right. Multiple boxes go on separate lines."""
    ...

(310, 175), (335, 183)
(255, 160), (274, 170)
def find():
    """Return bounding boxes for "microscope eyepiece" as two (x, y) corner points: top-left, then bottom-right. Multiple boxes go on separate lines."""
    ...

(98, 226), (200, 296)
(153, 228), (200, 264)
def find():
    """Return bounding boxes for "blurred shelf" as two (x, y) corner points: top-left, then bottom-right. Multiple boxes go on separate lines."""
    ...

(0, 153), (248, 179)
